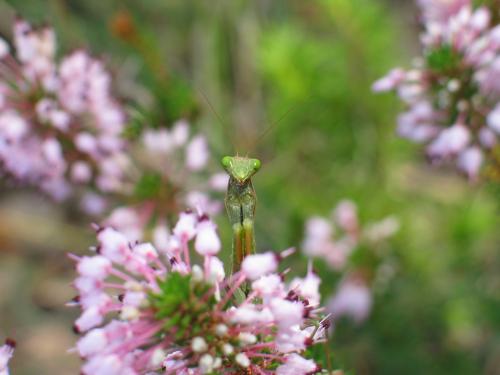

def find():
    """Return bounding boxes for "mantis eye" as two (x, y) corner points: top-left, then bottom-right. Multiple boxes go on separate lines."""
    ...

(253, 159), (261, 171)
(221, 156), (232, 168)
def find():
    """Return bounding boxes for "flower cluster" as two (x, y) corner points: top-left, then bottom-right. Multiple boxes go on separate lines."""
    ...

(373, 1), (500, 180)
(302, 200), (398, 270)
(70, 211), (327, 374)
(0, 19), (128, 199)
(103, 119), (227, 242)
(0, 339), (15, 375)
(302, 200), (397, 324)
(327, 275), (372, 325)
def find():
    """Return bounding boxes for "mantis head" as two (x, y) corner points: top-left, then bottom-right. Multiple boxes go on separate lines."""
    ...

(221, 156), (261, 183)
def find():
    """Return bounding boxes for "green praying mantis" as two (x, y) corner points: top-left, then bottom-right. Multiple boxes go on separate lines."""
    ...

(221, 155), (261, 274)
(198, 90), (297, 275)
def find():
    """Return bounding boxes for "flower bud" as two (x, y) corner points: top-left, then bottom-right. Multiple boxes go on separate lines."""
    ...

(191, 337), (208, 353)
(235, 353), (250, 367)
(195, 221), (221, 256)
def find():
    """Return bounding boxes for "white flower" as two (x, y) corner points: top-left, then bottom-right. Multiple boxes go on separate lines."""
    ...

(252, 274), (285, 297)
(235, 353), (250, 368)
(328, 278), (372, 324)
(173, 211), (198, 241)
(0, 340), (15, 374)
(171, 119), (190, 146)
(75, 306), (104, 333)
(333, 199), (358, 233)
(371, 68), (406, 92)
(185, 135), (209, 171)
(97, 228), (130, 264)
(71, 161), (92, 183)
(195, 220), (221, 256)
(241, 252), (278, 280)
(77, 328), (108, 357)
(427, 123), (470, 157)
(238, 332), (257, 345)
(0, 38), (9, 58)
(76, 256), (112, 280)
(457, 147), (483, 180)
(276, 353), (317, 375)
(289, 265), (321, 306)
(270, 298), (304, 328)
(191, 337), (208, 353)
(487, 105), (500, 133)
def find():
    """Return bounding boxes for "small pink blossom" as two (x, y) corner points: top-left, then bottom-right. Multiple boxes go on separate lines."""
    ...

(0, 339), (15, 375)
(242, 252), (279, 280)
(328, 276), (372, 324)
(194, 219), (221, 256)
(185, 135), (209, 171)
(276, 353), (319, 375)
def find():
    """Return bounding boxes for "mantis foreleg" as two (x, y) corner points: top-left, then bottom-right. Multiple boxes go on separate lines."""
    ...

(225, 177), (257, 274)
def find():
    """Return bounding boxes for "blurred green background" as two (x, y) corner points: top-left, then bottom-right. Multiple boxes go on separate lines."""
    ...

(0, 0), (499, 374)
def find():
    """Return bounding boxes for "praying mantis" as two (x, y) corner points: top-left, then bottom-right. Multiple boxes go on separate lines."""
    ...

(221, 155), (261, 274)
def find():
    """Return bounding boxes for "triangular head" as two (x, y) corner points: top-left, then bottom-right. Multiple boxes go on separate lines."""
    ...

(221, 156), (261, 185)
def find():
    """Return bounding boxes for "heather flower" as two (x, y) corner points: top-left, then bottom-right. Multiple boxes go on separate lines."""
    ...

(0, 18), (128, 199)
(103, 120), (226, 243)
(70, 212), (326, 374)
(0, 339), (15, 375)
(302, 200), (398, 270)
(417, 0), (470, 23)
(328, 275), (373, 324)
(373, 2), (500, 180)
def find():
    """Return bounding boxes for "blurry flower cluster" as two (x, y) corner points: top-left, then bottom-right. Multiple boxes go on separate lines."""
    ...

(103, 119), (227, 242)
(70, 211), (327, 374)
(302, 200), (398, 324)
(373, 0), (500, 180)
(302, 200), (398, 270)
(0, 339), (15, 375)
(328, 274), (373, 326)
(0, 19), (128, 199)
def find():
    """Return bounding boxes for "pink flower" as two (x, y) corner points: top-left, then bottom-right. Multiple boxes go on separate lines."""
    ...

(487, 105), (500, 133)
(457, 146), (483, 180)
(173, 210), (198, 241)
(302, 200), (396, 271)
(185, 135), (209, 171)
(242, 252), (279, 280)
(194, 219), (221, 256)
(328, 276), (372, 324)
(374, 3), (500, 181)
(372, 68), (406, 92)
(0, 339), (15, 375)
(70, 214), (326, 374)
(289, 263), (321, 307)
(110, 120), (223, 244)
(276, 353), (319, 375)
(427, 123), (470, 159)
(417, 0), (470, 24)
(0, 19), (128, 199)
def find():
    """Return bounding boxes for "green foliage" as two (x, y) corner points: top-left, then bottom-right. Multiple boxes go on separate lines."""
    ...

(426, 44), (463, 73)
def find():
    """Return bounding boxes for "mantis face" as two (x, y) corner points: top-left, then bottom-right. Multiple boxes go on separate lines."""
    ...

(221, 155), (261, 184)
